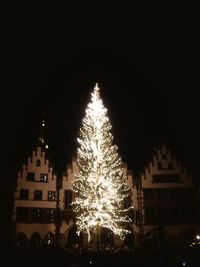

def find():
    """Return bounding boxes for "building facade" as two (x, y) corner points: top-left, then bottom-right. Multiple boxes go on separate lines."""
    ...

(134, 145), (200, 246)
(12, 142), (200, 248)
(13, 145), (58, 248)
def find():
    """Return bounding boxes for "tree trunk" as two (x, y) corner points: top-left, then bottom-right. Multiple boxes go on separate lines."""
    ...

(96, 224), (101, 250)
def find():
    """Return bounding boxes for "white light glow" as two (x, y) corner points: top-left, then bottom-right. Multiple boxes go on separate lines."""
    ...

(73, 84), (132, 241)
(196, 234), (200, 240)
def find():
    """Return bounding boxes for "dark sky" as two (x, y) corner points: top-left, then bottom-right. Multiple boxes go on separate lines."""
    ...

(1, 3), (199, 241)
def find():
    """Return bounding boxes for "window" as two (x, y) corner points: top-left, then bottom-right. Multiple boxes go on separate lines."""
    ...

(134, 210), (140, 225)
(40, 173), (48, 182)
(168, 161), (173, 169)
(144, 189), (153, 199)
(101, 228), (114, 247)
(157, 162), (162, 170)
(48, 191), (56, 201)
(64, 190), (73, 209)
(16, 207), (29, 223)
(145, 207), (150, 224)
(19, 189), (29, 200)
(44, 233), (55, 247)
(30, 232), (41, 248)
(45, 209), (55, 223)
(16, 233), (27, 247)
(27, 172), (35, 181)
(153, 174), (180, 183)
(124, 195), (132, 208)
(36, 159), (41, 166)
(144, 207), (158, 224)
(31, 208), (43, 223)
(162, 154), (167, 159)
(34, 190), (42, 200)
(156, 189), (164, 199)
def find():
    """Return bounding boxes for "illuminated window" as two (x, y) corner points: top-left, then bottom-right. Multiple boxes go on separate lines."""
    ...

(45, 209), (55, 223)
(48, 191), (56, 201)
(34, 190), (42, 200)
(19, 189), (29, 200)
(27, 172), (35, 181)
(40, 173), (48, 182)
(44, 233), (55, 247)
(31, 208), (42, 223)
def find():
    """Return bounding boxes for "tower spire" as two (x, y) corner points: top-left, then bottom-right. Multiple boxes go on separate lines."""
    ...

(38, 112), (49, 149)
(94, 82), (100, 92)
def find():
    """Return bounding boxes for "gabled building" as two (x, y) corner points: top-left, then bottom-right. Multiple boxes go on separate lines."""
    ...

(13, 116), (58, 248)
(134, 145), (200, 246)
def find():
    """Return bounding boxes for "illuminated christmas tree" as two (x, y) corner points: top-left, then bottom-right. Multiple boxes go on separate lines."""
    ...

(73, 84), (132, 242)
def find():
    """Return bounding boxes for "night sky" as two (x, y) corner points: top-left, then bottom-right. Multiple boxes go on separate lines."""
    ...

(1, 4), (199, 243)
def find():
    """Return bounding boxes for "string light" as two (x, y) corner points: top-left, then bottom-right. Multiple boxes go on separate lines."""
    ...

(73, 84), (132, 241)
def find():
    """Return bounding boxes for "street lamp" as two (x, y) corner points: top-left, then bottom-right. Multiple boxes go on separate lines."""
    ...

(196, 234), (200, 240)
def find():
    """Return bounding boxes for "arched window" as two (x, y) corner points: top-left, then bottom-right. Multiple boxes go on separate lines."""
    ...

(124, 228), (134, 249)
(101, 228), (114, 248)
(30, 232), (41, 248)
(44, 232), (55, 247)
(16, 232), (27, 248)
(67, 225), (83, 249)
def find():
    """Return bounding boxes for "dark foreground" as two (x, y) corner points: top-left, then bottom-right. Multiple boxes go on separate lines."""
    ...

(4, 244), (200, 267)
